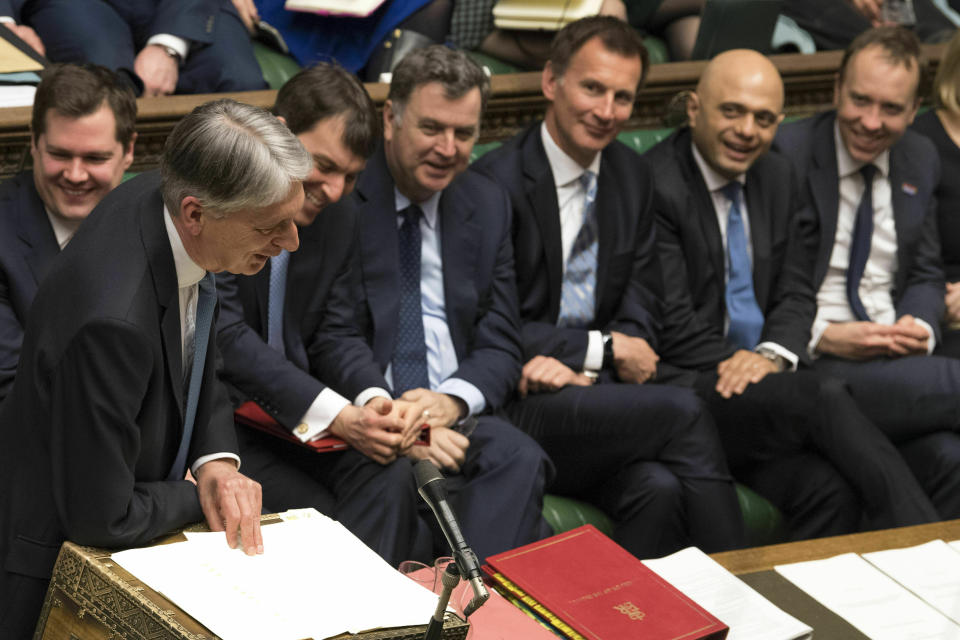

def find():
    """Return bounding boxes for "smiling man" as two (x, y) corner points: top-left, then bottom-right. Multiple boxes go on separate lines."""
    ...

(643, 48), (939, 537)
(0, 98), (311, 637)
(474, 17), (744, 558)
(318, 45), (554, 562)
(775, 27), (960, 519)
(0, 63), (135, 402)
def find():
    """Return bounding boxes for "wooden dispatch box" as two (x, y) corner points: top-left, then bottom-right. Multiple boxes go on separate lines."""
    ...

(33, 518), (470, 640)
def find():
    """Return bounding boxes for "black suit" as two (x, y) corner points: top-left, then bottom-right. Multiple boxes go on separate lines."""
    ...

(775, 111), (960, 518)
(216, 204), (429, 567)
(0, 172), (237, 636)
(0, 173), (58, 402)
(646, 127), (937, 532)
(473, 122), (744, 558)
(321, 145), (552, 562)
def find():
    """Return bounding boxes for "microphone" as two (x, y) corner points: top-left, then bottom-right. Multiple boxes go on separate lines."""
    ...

(414, 460), (489, 617)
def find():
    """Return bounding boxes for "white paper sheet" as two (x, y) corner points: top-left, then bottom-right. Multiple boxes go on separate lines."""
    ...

(863, 540), (960, 626)
(776, 552), (960, 640)
(112, 509), (439, 640)
(643, 547), (811, 640)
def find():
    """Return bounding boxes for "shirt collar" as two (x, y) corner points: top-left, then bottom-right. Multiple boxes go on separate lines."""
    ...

(395, 188), (442, 229)
(834, 120), (890, 179)
(162, 204), (206, 288)
(540, 121), (601, 188)
(44, 207), (82, 249)
(691, 140), (745, 193)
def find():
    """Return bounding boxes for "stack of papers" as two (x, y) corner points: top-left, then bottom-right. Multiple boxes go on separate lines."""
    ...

(112, 509), (439, 640)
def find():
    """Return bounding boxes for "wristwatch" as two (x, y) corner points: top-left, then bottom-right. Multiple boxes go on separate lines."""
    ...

(756, 347), (787, 372)
(601, 332), (614, 369)
(156, 44), (182, 65)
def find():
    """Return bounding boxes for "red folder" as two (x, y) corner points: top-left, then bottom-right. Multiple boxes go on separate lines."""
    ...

(234, 401), (430, 453)
(485, 525), (728, 640)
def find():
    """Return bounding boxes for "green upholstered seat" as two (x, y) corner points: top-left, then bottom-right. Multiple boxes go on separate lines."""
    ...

(252, 41), (302, 91)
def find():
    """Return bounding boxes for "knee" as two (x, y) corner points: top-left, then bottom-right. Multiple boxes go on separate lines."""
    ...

(619, 462), (684, 516)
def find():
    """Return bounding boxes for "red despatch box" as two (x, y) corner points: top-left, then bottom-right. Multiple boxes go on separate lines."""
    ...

(485, 525), (728, 640)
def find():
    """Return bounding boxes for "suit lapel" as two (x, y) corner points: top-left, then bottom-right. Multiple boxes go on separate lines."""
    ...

(18, 179), (60, 287)
(140, 184), (185, 419)
(888, 141), (918, 273)
(439, 184), (480, 361)
(594, 151), (620, 315)
(522, 131), (565, 319)
(744, 169), (771, 308)
(356, 147), (401, 367)
(809, 115), (841, 285)
(679, 138), (726, 294)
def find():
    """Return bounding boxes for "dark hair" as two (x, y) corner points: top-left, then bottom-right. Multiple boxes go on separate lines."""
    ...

(387, 45), (490, 120)
(31, 63), (137, 147)
(549, 16), (649, 91)
(273, 62), (380, 159)
(838, 26), (924, 99)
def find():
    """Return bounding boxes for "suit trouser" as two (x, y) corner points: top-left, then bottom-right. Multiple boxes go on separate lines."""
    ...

(428, 415), (554, 563)
(0, 569), (47, 639)
(236, 425), (427, 567)
(505, 383), (744, 558)
(813, 355), (960, 519)
(24, 0), (267, 94)
(680, 369), (938, 537)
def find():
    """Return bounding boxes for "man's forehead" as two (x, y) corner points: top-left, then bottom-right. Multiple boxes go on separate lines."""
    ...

(407, 83), (481, 126)
(296, 115), (365, 171)
(842, 45), (919, 95)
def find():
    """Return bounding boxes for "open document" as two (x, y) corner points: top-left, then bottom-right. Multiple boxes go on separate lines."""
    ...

(863, 540), (960, 626)
(112, 509), (439, 640)
(643, 547), (812, 640)
(775, 552), (960, 639)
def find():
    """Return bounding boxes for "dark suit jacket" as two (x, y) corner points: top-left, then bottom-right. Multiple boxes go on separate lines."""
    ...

(774, 111), (945, 337)
(0, 172), (59, 401)
(216, 202), (385, 429)
(472, 122), (662, 371)
(644, 128), (819, 369)
(0, 171), (236, 593)
(322, 144), (523, 409)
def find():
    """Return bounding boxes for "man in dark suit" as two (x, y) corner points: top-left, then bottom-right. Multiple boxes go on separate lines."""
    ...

(217, 64), (431, 566)
(0, 99), (310, 637)
(474, 17), (744, 558)
(775, 26), (960, 518)
(645, 48), (938, 531)
(321, 45), (553, 562)
(0, 63), (136, 403)
(0, 0), (265, 95)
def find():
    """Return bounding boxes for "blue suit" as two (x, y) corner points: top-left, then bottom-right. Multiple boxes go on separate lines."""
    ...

(473, 123), (744, 557)
(775, 111), (960, 518)
(216, 204), (428, 567)
(14, 0), (265, 93)
(0, 172), (58, 403)
(320, 144), (553, 562)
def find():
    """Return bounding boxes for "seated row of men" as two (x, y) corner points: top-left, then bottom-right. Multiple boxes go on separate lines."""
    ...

(3, 15), (960, 637)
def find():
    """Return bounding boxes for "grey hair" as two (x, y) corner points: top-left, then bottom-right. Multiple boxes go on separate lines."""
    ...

(387, 45), (489, 126)
(161, 98), (312, 216)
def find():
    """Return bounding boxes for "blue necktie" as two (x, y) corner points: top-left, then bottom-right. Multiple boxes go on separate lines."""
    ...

(558, 171), (599, 328)
(168, 272), (216, 481)
(267, 250), (289, 351)
(392, 205), (429, 397)
(722, 182), (764, 350)
(847, 164), (877, 322)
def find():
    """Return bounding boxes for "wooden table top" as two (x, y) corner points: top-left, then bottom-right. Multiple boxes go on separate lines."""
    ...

(710, 518), (960, 574)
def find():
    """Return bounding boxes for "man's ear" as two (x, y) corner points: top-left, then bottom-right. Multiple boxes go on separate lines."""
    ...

(542, 62), (558, 102)
(685, 91), (700, 127)
(178, 196), (205, 236)
(277, 115), (287, 127)
(383, 99), (396, 142)
(121, 132), (137, 171)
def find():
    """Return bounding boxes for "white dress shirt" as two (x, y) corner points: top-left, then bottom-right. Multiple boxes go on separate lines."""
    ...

(44, 209), (82, 249)
(163, 207), (239, 473)
(809, 123), (935, 356)
(540, 122), (605, 371)
(691, 143), (799, 369)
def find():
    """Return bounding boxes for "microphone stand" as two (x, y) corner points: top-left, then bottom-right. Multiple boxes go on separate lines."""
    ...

(424, 563), (461, 640)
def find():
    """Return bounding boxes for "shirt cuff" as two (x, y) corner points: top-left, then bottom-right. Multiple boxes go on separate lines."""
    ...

(808, 319), (829, 360)
(755, 341), (799, 371)
(146, 33), (189, 60)
(437, 377), (486, 417)
(297, 388), (351, 442)
(911, 317), (937, 354)
(354, 387), (392, 409)
(583, 330), (604, 371)
(192, 453), (241, 477)
(0, 17), (15, 24)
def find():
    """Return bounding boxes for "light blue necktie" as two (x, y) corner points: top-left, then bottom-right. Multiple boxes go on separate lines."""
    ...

(168, 272), (216, 481)
(558, 171), (599, 328)
(267, 250), (290, 351)
(722, 182), (764, 350)
(392, 205), (430, 397)
(847, 165), (877, 322)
